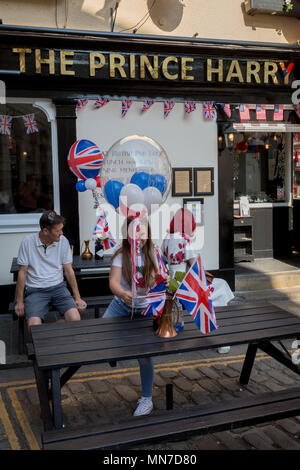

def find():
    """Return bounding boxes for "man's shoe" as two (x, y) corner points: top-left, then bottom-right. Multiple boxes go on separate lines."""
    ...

(133, 397), (153, 416)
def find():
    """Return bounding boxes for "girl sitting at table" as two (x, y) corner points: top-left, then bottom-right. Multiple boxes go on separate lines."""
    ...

(161, 208), (234, 352)
(103, 217), (168, 417)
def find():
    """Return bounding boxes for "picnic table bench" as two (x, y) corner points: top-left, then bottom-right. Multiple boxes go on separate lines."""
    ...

(27, 301), (300, 450)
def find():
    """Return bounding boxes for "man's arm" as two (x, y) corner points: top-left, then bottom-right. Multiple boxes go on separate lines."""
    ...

(63, 263), (86, 311)
(14, 265), (28, 317)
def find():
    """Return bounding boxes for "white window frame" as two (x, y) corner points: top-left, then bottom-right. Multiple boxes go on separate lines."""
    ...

(0, 98), (59, 233)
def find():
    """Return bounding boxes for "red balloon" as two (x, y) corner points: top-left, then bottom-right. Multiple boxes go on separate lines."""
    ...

(94, 176), (101, 188)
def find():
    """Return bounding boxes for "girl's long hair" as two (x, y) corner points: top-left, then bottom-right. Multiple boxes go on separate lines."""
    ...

(111, 218), (159, 288)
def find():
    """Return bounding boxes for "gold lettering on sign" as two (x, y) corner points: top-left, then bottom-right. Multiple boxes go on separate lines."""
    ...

(60, 51), (75, 75)
(181, 57), (194, 80)
(35, 49), (55, 74)
(130, 55), (136, 78)
(109, 54), (126, 78)
(207, 59), (223, 82)
(246, 61), (261, 83)
(12, 48), (32, 73)
(162, 57), (178, 80)
(140, 55), (158, 79)
(264, 62), (279, 84)
(89, 52), (105, 76)
(226, 60), (244, 82)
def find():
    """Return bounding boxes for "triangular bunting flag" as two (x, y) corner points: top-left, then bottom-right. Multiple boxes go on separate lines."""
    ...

(203, 102), (216, 120)
(164, 100), (175, 118)
(94, 96), (110, 109)
(184, 101), (196, 114)
(0, 115), (12, 135)
(121, 99), (132, 117)
(23, 114), (39, 134)
(141, 99), (154, 113)
(76, 98), (88, 111)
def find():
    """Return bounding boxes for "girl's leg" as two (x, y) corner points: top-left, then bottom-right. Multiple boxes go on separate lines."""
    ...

(103, 297), (131, 318)
(138, 357), (154, 398)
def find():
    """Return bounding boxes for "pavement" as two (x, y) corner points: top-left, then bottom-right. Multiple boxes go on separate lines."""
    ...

(1, 301), (300, 451)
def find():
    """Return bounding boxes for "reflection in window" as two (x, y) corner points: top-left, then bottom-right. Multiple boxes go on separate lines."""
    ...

(233, 133), (287, 203)
(0, 103), (53, 214)
(293, 133), (300, 200)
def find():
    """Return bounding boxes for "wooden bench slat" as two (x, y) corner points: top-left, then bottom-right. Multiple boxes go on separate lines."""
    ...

(33, 315), (300, 359)
(42, 387), (300, 450)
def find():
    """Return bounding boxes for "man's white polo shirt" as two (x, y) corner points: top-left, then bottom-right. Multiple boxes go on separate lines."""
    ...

(17, 233), (72, 288)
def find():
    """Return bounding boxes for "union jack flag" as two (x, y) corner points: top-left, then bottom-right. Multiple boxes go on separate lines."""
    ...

(142, 247), (167, 317)
(273, 104), (284, 121)
(239, 104), (250, 122)
(141, 99), (154, 113)
(184, 101), (196, 114)
(121, 99), (132, 117)
(220, 103), (231, 118)
(164, 100), (175, 118)
(0, 115), (12, 135)
(280, 62), (294, 83)
(23, 114), (39, 134)
(203, 102), (216, 120)
(256, 104), (266, 121)
(92, 208), (116, 251)
(175, 256), (218, 334)
(94, 96), (110, 109)
(76, 98), (88, 111)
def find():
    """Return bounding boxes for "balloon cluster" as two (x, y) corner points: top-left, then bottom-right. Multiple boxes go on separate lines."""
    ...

(67, 139), (103, 193)
(100, 135), (171, 217)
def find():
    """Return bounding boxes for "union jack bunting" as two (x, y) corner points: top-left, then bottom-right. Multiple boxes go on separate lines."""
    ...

(92, 208), (116, 251)
(0, 115), (12, 135)
(184, 101), (196, 114)
(203, 102), (216, 120)
(295, 105), (300, 119)
(76, 98), (88, 111)
(273, 104), (284, 121)
(23, 114), (39, 134)
(220, 103), (231, 118)
(256, 104), (267, 121)
(121, 99), (132, 117)
(164, 100), (175, 118)
(141, 99), (154, 113)
(175, 256), (218, 334)
(239, 104), (250, 122)
(94, 96), (110, 109)
(279, 62), (294, 83)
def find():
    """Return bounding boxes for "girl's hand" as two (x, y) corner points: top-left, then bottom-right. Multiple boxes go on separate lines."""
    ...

(164, 274), (170, 285)
(121, 290), (133, 306)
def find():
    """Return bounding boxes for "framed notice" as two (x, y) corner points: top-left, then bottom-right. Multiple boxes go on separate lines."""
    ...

(172, 168), (193, 197)
(193, 167), (214, 196)
(183, 198), (204, 226)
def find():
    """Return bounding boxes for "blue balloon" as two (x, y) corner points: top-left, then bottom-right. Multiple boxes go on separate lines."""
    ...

(150, 174), (167, 194)
(130, 171), (150, 190)
(104, 180), (124, 209)
(76, 180), (87, 192)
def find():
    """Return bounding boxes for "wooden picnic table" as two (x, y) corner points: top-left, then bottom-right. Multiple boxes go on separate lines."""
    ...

(10, 254), (112, 282)
(29, 301), (300, 433)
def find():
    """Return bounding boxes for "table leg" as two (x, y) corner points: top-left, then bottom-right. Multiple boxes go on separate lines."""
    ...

(51, 369), (63, 429)
(33, 362), (53, 431)
(166, 383), (173, 410)
(259, 340), (300, 376)
(240, 343), (258, 385)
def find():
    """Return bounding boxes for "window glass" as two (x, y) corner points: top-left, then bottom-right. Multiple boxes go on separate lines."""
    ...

(0, 103), (53, 214)
(293, 133), (300, 200)
(233, 132), (287, 203)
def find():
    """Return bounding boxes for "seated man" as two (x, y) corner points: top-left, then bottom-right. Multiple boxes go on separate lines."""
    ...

(14, 210), (86, 332)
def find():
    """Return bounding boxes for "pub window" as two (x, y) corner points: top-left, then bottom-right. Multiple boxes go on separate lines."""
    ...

(293, 133), (300, 200)
(0, 103), (54, 215)
(233, 132), (288, 203)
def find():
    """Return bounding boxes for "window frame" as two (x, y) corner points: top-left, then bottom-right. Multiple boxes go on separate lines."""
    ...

(0, 98), (59, 233)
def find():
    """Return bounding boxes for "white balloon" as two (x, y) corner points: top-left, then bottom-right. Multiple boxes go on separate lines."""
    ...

(143, 186), (162, 214)
(119, 183), (147, 218)
(85, 178), (97, 190)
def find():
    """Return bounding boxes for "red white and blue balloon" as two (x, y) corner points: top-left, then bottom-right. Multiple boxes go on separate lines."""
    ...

(68, 139), (103, 180)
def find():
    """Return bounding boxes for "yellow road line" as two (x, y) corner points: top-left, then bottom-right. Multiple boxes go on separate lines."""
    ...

(7, 388), (40, 450)
(0, 391), (21, 450)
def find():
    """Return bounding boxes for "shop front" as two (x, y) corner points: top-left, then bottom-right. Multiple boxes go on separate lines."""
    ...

(0, 25), (299, 306)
